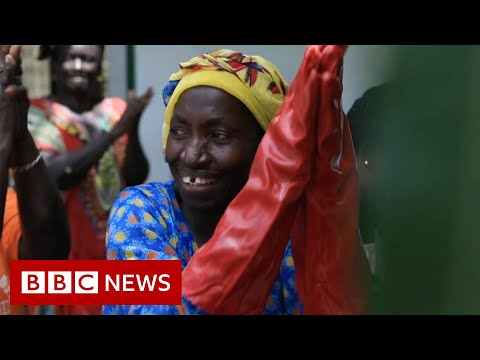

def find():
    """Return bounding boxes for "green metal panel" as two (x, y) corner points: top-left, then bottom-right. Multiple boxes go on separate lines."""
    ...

(127, 45), (136, 94)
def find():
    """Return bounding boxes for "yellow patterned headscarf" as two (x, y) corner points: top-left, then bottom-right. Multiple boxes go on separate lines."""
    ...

(162, 49), (288, 152)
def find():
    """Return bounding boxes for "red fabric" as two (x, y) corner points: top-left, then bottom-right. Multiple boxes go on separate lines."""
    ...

(0, 190), (25, 315)
(56, 126), (104, 315)
(291, 45), (371, 314)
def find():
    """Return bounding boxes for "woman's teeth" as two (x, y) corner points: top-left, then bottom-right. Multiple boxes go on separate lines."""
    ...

(182, 176), (216, 185)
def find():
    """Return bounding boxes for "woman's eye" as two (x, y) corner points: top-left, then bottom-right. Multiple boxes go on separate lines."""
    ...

(65, 55), (98, 63)
(210, 132), (229, 141)
(170, 128), (187, 138)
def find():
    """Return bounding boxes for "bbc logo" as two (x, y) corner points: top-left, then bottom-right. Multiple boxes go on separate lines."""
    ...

(21, 271), (99, 294)
(10, 260), (182, 306)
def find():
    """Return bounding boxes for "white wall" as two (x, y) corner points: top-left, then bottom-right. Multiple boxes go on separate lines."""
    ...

(106, 45), (128, 99)
(121, 45), (395, 183)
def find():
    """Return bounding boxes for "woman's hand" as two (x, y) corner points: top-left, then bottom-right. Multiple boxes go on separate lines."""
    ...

(0, 45), (31, 145)
(110, 87), (154, 139)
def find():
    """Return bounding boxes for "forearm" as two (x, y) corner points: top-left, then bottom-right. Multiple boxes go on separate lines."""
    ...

(123, 126), (149, 186)
(0, 138), (13, 238)
(12, 134), (70, 260)
(46, 131), (117, 191)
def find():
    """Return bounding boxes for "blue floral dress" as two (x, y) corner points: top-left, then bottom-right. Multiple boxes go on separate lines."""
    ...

(103, 181), (303, 315)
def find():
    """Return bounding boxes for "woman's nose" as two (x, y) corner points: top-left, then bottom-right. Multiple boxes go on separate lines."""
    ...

(182, 139), (209, 167)
(74, 58), (82, 70)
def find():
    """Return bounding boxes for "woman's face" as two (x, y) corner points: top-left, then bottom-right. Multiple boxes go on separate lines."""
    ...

(165, 86), (264, 212)
(53, 45), (103, 96)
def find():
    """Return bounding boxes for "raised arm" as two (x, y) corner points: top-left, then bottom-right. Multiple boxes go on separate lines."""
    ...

(43, 88), (153, 191)
(0, 45), (16, 239)
(3, 45), (70, 260)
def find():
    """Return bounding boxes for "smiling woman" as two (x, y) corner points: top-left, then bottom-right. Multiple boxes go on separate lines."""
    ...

(104, 46), (370, 316)
(103, 49), (300, 315)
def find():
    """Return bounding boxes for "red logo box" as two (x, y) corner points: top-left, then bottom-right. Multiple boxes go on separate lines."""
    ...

(9, 260), (182, 306)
